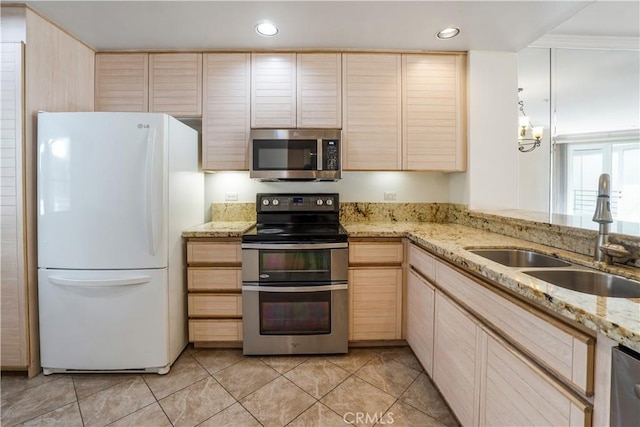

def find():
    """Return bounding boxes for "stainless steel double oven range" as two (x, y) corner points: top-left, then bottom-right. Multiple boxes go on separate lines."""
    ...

(242, 193), (348, 355)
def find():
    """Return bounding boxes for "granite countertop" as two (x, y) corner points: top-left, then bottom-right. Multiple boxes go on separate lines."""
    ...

(183, 220), (640, 351)
(344, 221), (640, 352)
(182, 221), (255, 238)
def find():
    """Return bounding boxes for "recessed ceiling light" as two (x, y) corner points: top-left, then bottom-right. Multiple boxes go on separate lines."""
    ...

(255, 22), (278, 37)
(436, 27), (460, 40)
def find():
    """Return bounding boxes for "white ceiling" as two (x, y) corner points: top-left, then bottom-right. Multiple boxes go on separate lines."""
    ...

(23, 0), (637, 53)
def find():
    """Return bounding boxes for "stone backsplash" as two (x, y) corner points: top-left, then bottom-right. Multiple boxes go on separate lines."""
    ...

(340, 202), (451, 223)
(210, 201), (639, 267)
(450, 206), (640, 268)
(211, 203), (256, 222)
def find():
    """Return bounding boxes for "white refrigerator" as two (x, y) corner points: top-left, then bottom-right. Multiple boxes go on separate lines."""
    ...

(37, 112), (204, 374)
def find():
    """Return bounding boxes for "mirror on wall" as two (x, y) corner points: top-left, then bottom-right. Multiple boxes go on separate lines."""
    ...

(517, 46), (640, 236)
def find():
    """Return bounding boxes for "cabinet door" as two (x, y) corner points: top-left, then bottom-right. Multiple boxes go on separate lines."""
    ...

(402, 54), (466, 171)
(437, 261), (593, 395)
(406, 269), (435, 376)
(349, 268), (403, 340)
(342, 53), (402, 170)
(251, 53), (296, 128)
(434, 292), (482, 426)
(149, 53), (202, 117)
(1, 42), (27, 368)
(202, 53), (251, 170)
(480, 332), (592, 427)
(297, 53), (342, 128)
(95, 53), (148, 112)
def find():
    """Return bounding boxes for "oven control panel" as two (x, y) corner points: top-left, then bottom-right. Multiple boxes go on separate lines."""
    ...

(257, 193), (339, 212)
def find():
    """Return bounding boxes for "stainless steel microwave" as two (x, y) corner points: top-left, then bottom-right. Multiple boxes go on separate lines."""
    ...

(249, 129), (341, 181)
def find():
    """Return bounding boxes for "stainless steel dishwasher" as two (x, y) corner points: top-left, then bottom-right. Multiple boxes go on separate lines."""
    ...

(611, 346), (640, 426)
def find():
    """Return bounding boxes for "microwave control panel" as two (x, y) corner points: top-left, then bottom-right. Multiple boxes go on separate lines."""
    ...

(322, 140), (340, 171)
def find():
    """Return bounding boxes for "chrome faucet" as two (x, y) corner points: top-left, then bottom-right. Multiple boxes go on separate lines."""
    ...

(592, 173), (630, 264)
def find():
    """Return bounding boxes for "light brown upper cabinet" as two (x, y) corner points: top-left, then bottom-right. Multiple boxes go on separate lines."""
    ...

(251, 53), (342, 129)
(402, 54), (466, 171)
(251, 53), (297, 128)
(342, 53), (403, 170)
(297, 53), (342, 128)
(95, 53), (149, 112)
(202, 53), (251, 170)
(95, 52), (203, 117)
(149, 53), (202, 117)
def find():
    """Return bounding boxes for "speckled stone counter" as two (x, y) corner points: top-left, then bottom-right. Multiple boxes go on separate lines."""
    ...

(343, 221), (640, 352)
(182, 221), (254, 238)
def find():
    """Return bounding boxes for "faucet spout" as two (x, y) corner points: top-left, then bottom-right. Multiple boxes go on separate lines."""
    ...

(593, 173), (613, 224)
(593, 173), (614, 263)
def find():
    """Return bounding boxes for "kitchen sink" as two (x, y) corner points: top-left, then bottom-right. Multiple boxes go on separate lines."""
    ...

(468, 249), (572, 268)
(523, 269), (640, 298)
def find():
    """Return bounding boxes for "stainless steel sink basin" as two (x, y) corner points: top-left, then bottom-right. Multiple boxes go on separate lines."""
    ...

(523, 269), (640, 298)
(468, 249), (572, 268)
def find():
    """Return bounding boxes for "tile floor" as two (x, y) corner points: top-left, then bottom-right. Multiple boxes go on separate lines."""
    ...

(1, 346), (459, 427)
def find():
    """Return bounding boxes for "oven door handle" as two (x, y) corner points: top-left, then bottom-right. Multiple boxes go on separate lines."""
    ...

(241, 243), (348, 250)
(242, 284), (348, 293)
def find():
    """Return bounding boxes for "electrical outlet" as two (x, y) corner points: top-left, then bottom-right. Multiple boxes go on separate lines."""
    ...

(384, 191), (397, 201)
(225, 192), (238, 201)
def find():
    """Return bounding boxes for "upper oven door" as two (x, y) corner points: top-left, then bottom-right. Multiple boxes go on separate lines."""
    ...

(242, 243), (348, 283)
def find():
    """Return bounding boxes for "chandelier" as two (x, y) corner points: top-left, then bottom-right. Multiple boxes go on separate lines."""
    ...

(518, 88), (543, 153)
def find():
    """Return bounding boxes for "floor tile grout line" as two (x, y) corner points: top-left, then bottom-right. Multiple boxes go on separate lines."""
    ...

(347, 357), (418, 401)
(0, 376), (78, 427)
(139, 374), (176, 426)
(396, 372), (459, 427)
(70, 375), (87, 427)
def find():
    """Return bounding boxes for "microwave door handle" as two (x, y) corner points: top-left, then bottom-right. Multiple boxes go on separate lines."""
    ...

(317, 139), (323, 170)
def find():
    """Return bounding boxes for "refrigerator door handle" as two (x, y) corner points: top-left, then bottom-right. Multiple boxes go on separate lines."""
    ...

(144, 128), (159, 256)
(49, 275), (151, 287)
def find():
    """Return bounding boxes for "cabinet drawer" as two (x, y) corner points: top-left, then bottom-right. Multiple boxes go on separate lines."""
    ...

(188, 294), (242, 317)
(189, 319), (242, 342)
(188, 268), (242, 291)
(408, 243), (436, 281)
(437, 261), (594, 395)
(349, 241), (403, 265)
(187, 241), (241, 264)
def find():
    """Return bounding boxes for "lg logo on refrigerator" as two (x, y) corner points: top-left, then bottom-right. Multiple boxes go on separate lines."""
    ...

(137, 123), (150, 129)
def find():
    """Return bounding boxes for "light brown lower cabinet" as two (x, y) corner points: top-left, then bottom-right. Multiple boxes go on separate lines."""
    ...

(480, 331), (592, 427)
(433, 292), (483, 426)
(408, 242), (593, 427)
(186, 239), (242, 345)
(406, 268), (435, 376)
(348, 239), (404, 341)
(433, 291), (592, 427)
(349, 268), (403, 340)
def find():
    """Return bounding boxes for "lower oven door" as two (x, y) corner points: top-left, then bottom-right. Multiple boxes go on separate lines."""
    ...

(242, 283), (348, 355)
